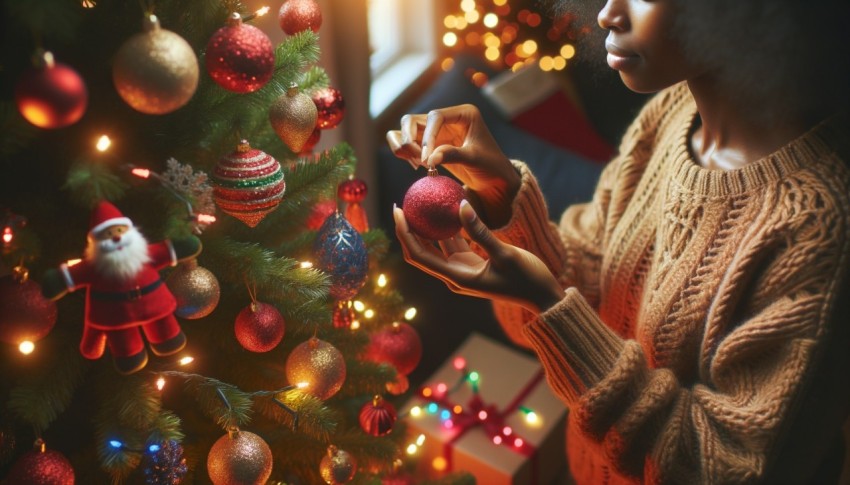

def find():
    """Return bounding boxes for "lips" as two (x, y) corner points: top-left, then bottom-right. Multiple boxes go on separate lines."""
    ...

(605, 39), (638, 70)
(605, 40), (635, 58)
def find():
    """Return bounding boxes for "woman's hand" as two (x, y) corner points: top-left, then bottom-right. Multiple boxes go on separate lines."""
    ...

(386, 104), (521, 227)
(393, 199), (563, 314)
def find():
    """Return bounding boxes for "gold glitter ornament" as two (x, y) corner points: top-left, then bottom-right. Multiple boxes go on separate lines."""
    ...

(285, 337), (346, 400)
(165, 259), (220, 319)
(207, 428), (272, 485)
(112, 14), (199, 115)
(269, 83), (318, 153)
(319, 445), (356, 484)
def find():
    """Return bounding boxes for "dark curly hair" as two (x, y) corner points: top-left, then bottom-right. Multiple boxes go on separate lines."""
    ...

(538, 0), (850, 121)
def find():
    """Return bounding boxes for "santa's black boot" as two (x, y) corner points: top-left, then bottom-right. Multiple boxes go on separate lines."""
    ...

(150, 331), (187, 357)
(114, 349), (149, 375)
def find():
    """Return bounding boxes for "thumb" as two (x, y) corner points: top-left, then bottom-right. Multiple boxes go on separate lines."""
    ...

(459, 200), (504, 256)
(427, 145), (467, 167)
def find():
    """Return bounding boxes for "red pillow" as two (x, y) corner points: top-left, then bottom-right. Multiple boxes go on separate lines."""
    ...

(483, 67), (613, 163)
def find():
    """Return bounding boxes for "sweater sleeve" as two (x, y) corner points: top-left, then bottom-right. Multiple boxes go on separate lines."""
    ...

(486, 158), (621, 346)
(522, 199), (850, 483)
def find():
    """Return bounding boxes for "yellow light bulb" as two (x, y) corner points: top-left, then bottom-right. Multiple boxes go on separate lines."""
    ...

(19, 341), (35, 355)
(404, 307), (417, 320)
(179, 356), (194, 365)
(96, 135), (111, 152)
(377, 274), (388, 287)
(406, 444), (418, 455)
(443, 32), (458, 47)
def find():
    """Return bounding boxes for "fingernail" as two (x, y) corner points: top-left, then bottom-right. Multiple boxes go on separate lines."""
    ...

(420, 142), (429, 162)
(459, 199), (476, 222)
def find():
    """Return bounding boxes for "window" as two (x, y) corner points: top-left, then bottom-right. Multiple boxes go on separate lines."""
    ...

(368, 0), (439, 118)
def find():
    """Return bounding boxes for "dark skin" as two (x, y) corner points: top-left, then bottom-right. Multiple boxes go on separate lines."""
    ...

(387, 0), (828, 313)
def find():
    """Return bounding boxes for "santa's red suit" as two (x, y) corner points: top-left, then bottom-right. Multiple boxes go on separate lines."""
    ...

(59, 240), (183, 360)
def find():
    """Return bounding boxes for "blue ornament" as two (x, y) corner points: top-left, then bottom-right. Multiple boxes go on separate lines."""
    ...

(313, 212), (368, 300)
(143, 439), (188, 485)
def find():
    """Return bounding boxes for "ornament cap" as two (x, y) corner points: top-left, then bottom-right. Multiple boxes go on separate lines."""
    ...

(427, 166), (438, 176)
(237, 139), (252, 153)
(12, 264), (29, 283)
(142, 14), (161, 32)
(31, 49), (55, 69)
(286, 82), (299, 96)
(227, 12), (243, 26)
(327, 444), (338, 457)
(372, 394), (383, 406)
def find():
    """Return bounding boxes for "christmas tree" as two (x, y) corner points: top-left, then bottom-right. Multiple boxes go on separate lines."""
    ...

(0, 1), (468, 483)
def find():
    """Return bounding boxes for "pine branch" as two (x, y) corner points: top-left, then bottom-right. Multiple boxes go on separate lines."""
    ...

(64, 160), (128, 209)
(6, 340), (89, 434)
(336, 360), (398, 400)
(158, 371), (255, 430)
(93, 372), (164, 483)
(0, 101), (39, 158)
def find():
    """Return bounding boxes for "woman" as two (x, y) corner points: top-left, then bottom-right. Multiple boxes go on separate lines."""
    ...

(387, 0), (850, 483)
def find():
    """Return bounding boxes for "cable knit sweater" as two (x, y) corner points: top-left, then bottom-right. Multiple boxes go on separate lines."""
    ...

(491, 83), (850, 484)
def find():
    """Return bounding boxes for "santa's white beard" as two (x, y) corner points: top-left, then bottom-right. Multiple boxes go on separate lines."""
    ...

(85, 226), (151, 282)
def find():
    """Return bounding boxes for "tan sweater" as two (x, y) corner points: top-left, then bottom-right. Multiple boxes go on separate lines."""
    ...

(492, 83), (850, 484)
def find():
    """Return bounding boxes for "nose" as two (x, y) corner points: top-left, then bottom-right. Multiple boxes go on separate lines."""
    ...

(112, 235), (121, 243)
(598, 0), (628, 32)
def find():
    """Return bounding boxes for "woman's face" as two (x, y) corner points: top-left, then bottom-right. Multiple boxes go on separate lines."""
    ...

(598, 0), (701, 93)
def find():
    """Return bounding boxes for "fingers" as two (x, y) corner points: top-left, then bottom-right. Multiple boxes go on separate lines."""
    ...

(386, 130), (419, 169)
(459, 200), (506, 258)
(420, 104), (478, 163)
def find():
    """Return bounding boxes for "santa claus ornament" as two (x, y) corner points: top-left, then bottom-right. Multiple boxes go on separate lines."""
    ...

(41, 201), (202, 374)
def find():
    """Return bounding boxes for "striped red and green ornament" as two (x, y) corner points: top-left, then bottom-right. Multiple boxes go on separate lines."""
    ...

(212, 140), (285, 227)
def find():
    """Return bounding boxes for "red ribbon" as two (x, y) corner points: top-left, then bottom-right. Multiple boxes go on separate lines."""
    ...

(417, 369), (546, 482)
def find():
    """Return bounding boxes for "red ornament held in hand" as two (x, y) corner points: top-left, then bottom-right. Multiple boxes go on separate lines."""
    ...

(41, 201), (202, 374)
(402, 168), (465, 241)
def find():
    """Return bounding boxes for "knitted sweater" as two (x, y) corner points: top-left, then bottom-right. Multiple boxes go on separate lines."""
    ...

(491, 83), (850, 484)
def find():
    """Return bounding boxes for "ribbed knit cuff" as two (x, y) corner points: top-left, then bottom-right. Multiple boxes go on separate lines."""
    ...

(522, 287), (625, 405)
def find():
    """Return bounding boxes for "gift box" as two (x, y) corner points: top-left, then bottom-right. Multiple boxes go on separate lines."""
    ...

(401, 332), (568, 484)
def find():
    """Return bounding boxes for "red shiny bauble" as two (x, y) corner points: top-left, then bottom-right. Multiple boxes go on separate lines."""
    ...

(300, 127), (322, 155)
(364, 322), (422, 376)
(312, 87), (345, 130)
(337, 178), (367, 203)
(0, 274), (57, 345)
(15, 52), (87, 129)
(234, 302), (285, 352)
(359, 395), (397, 437)
(5, 447), (75, 485)
(205, 13), (274, 93)
(402, 173), (465, 240)
(279, 0), (323, 35)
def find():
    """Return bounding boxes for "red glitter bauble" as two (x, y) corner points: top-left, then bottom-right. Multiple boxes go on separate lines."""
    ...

(306, 199), (337, 230)
(364, 322), (422, 376)
(312, 87), (345, 130)
(402, 173), (465, 240)
(0, 274), (57, 345)
(211, 140), (286, 227)
(5, 447), (75, 485)
(337, 178), (367, 203)
(278, 0), (323, 35)
(205, 13), (274, 93)
(15, 51), (87, 129)
(235, 302), (285, 353)
(359, 395), (397, 437)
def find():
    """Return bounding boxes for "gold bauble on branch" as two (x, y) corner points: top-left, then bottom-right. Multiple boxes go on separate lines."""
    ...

(285, 337), (346, 400)
(207, 429), (272, 485)
(165, 259), (220, 319)
(269, 83), (318, 153)
(112, 14), (199, 115)
(318, 445), (356, 485)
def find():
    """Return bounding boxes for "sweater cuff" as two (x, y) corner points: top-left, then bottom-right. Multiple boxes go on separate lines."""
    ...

(491, 161), (552, 243)
(522, 287), (625, 404)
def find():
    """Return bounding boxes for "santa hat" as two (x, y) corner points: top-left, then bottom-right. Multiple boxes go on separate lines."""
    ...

(90, 200), (133, 236)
